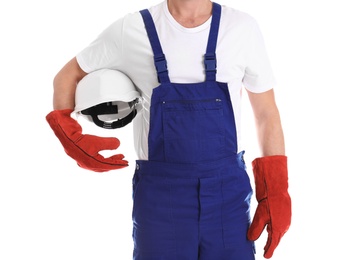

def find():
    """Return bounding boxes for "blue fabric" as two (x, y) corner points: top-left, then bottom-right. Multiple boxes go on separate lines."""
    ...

(140, 9), (170, 83)
(133, 154), (254, 259)
(133, 3), (254, 259)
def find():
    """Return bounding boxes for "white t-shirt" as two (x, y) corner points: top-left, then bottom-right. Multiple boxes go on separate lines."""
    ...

(76, 1), (276, 160)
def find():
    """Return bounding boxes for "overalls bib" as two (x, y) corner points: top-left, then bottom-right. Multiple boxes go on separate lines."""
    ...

(132, 3), (255, 259)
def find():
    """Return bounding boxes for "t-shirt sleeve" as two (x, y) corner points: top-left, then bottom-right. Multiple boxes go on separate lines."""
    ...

(242, 19), (276, 93)
(76, 17), (125, 73)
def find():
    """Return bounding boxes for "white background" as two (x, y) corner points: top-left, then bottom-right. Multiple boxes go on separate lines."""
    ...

(1, 0), (338, 259)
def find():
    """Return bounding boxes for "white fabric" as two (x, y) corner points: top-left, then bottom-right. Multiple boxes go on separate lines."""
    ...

(76, 1), (276, 160)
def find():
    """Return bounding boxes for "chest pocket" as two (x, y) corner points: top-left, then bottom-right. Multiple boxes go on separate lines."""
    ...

(162, 98), (227, 163)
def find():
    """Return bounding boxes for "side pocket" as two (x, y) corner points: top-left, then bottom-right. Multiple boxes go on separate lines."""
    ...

(132, 171), (142, 201)
(237, 151), (247, 171)
(237, 152), (253, 195)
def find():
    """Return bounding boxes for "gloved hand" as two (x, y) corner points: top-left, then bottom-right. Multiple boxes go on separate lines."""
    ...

(247, 155), (291, 259)
(46, 109), (128, 172)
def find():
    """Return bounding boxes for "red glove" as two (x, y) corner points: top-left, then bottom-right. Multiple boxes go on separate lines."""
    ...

(46, 109), (128, 172)
(247, 155), (291, 259)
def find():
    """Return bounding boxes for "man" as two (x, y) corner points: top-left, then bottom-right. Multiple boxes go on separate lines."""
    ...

(46, 0), (291, 259)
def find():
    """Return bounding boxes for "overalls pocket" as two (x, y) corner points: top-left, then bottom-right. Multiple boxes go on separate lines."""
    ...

(132, 172), (175, 254)
(162, 98), (226, 163)
(221, 160), (253, 250)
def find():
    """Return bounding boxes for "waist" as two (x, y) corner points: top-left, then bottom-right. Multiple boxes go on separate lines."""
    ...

(135, 151), (246, 179)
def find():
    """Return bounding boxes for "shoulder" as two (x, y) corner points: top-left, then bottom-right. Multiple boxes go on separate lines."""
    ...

(220, 5), (259, 32)
(122, 1), (163, 23)
(98, 11), (145, 41)
(116, 1), (164, 30)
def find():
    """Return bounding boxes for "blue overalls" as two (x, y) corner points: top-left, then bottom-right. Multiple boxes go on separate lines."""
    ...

(132, 3), (255, 259)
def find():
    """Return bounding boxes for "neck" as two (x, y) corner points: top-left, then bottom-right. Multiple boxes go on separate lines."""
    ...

(167, 0), (213, 28)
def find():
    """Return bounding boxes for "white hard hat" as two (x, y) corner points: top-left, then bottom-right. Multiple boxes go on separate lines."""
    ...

(74, 69), (141, 129)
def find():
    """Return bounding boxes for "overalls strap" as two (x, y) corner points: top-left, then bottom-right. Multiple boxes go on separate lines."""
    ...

(140, 2), (222, 83)
(140, 9), (170, 84)
(205, 2), (221, 81)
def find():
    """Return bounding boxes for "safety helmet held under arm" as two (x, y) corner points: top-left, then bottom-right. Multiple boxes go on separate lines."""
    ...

(74, 69), (141, 129)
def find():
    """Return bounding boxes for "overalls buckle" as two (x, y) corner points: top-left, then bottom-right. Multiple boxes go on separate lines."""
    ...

(204, 52), (216, 72)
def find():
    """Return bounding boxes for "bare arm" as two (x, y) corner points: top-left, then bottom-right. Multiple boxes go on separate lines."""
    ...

(53, 57), (88, 110)
(247, 88), (285, 156)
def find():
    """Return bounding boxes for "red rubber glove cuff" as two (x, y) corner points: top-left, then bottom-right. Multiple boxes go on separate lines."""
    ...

(46, 109), (128, 172)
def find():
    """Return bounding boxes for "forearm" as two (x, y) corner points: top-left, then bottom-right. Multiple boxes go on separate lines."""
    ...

(247, 89), (285, 157)
(53, 57), (87, 110)
(255, 110), (285, 156)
